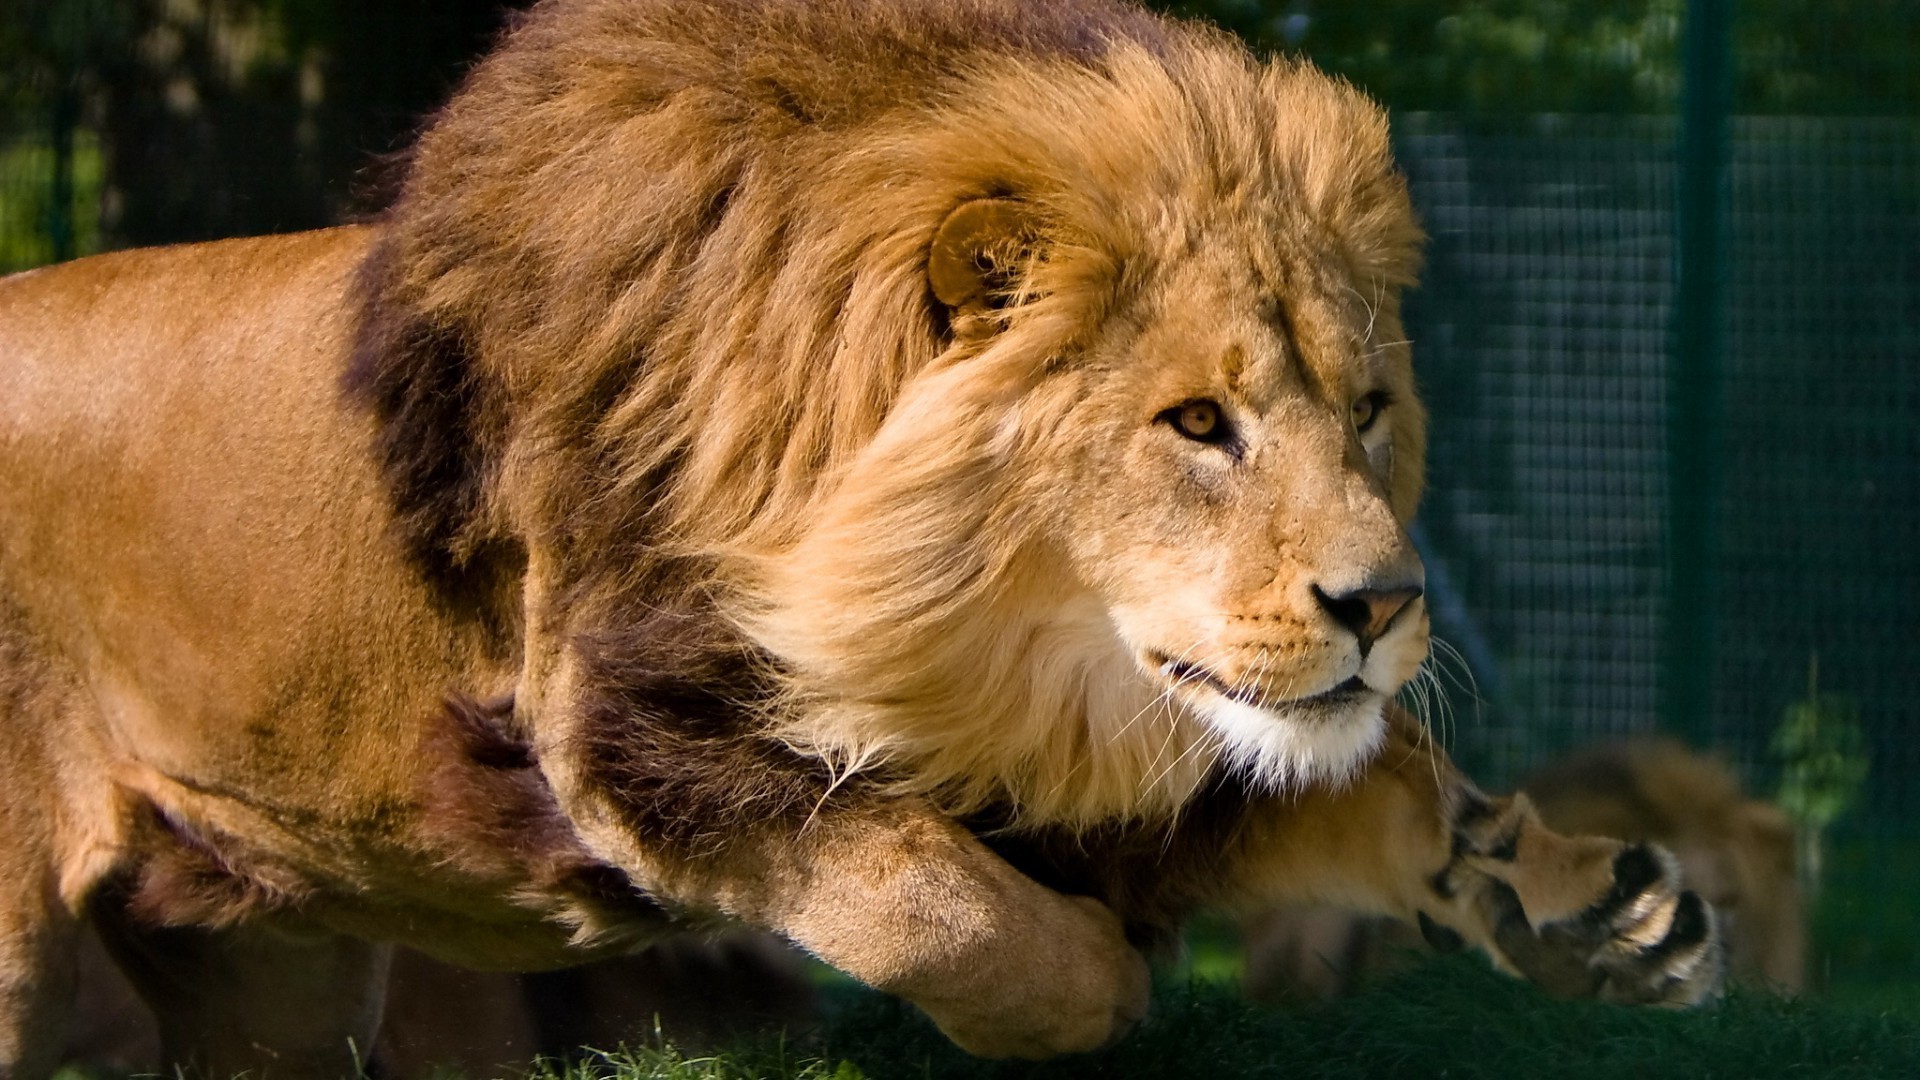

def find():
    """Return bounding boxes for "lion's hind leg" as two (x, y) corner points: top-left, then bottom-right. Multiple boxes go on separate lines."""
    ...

(90, 895), (393, 1080)
(0, 605), (87, 1080)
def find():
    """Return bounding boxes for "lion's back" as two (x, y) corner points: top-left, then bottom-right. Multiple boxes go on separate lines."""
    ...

(0, 229), (373, 491)
(0, 229), (375, 619)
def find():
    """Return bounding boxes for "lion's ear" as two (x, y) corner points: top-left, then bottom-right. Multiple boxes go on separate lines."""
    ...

(928, 197), (1042, 315)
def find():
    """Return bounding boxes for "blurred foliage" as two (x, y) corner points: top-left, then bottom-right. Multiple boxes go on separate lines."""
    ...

(1774, 679), (1870, 834)
(0, 0), (516, 249)
(1773, 656), (1871, 897)
(1157, 0), (1918, 113)
(0, 132), (102, 268)
(0, 1), (132, 79)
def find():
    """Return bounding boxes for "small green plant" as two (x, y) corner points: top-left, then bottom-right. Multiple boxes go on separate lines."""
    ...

(1771, 654), (1870, 900)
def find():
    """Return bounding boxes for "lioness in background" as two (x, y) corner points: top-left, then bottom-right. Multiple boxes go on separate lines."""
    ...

(0, 0), (1721, 1075)
(1245, 741), (1802, 1001)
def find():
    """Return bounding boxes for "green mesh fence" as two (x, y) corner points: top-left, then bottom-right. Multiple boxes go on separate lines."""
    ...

(1, 0), (1917, 1006)
(1714, 117), (1920, 810)
(1393, 113), (1683, 783)
(1394, 112), (1920, 793)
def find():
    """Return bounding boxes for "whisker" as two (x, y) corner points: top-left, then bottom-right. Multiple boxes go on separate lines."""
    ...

(1343, 279), (1382, 345)
(1428, 636), (1482, 704)
(1108, 639), (1204, 746)
(1227, 645), (1276, 709)
(1144, 716), (1218, 792)
(1134, 643), (1216, 786)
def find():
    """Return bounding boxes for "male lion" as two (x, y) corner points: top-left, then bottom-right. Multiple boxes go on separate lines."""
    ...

(0, 0), (1721, 1075)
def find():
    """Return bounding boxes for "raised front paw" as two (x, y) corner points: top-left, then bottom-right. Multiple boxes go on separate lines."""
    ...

(901, 892), (1151, 1059)
(1434, 794), (1725, 1006)
(1479, 844), (1723, 1005)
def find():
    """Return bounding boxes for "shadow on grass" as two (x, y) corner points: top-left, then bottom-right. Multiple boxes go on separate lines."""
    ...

(536, 954), (1920, 1080)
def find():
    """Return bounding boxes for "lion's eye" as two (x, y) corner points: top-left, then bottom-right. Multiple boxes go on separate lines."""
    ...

(1351, 391), (1389, 435)
(1165, 399), (1229, 443)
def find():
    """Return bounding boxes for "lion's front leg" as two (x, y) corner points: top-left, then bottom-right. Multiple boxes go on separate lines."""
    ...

(1222, 709), (1724, 1006)
(646, 806), (1149, 1060)
(525, 603), (1153, 1061)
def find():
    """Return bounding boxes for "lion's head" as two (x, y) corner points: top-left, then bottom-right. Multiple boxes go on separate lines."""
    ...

(358, 0), (1428, 829)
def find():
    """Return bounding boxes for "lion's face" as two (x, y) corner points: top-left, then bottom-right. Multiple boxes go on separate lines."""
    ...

(735, 52), (1432, 821)
(1039, 235), (1429, 790)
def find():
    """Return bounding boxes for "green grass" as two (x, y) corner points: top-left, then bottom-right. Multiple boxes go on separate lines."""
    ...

(516, 956), (1920, 1080)
(1813, 834), (1920, 997)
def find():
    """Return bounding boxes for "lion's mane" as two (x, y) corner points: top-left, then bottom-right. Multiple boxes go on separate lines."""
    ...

(350, 0), (1421, 830)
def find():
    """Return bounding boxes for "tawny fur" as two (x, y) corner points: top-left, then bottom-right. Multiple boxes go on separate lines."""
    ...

(0, 1), (1723, 1073)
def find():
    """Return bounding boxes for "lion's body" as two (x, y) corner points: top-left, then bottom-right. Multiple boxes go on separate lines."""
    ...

(0, 227), (590, 961)
(0, 1), (1722, 1075)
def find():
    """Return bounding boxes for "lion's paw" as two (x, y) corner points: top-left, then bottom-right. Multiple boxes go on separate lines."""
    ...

(1477, 843), (1725, 1006)
(908, 893), (1149, 1059)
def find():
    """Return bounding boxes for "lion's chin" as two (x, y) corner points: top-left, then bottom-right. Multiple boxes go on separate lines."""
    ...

(1195, 693), (1388, 792)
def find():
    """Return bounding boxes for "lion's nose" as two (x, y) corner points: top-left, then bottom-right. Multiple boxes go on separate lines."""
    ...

(1312, 582), (1424, 651)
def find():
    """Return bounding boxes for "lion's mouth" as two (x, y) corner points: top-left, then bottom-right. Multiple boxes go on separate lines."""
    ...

(1149, 653), (1373, 712)
(1145, 649), (1393, 791)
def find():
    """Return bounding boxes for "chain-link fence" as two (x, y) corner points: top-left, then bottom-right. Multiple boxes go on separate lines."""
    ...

(1392, 109), (1920, 797)
(1398, 107), (1920, 1000)
(3, 0), (1917, 1006)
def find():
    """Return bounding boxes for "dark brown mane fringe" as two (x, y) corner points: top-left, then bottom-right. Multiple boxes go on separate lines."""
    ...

(118, 803), (316, 930)
(341, 236), (505, 591)
(422, 693), (665, 928)
(568, 598), (868, 862)
(969, 775), (1255, 950)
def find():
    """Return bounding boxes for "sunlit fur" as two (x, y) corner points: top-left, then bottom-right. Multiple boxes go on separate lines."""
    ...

(379, 0), (1429, 828)
(1201, 698), (1387, 792)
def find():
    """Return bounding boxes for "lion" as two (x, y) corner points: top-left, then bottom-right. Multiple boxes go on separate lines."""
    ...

(0, 0), (1721, 1075)
(1244, 740), (1801, 1001)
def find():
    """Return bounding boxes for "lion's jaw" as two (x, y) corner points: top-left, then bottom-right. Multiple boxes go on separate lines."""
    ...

(1200, 695), (1388, 789)
(1125, 590), (1431, 791)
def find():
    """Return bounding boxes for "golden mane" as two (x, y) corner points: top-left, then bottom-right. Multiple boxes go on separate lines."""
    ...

(353, 0), (1423, 827)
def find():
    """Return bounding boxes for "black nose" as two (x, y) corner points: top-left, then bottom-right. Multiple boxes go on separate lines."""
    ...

(1313, 582), (1424, 651)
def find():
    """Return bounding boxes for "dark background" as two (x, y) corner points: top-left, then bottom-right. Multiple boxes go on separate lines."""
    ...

(2, 0), (1916, 1006)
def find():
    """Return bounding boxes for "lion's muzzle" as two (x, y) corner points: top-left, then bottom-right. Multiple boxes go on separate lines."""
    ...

(1311, 580), (1424, 656)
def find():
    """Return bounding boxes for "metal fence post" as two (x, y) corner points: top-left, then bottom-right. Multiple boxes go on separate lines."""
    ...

(1663, 0), (1732, 744)
(49, 73), (79, 264)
